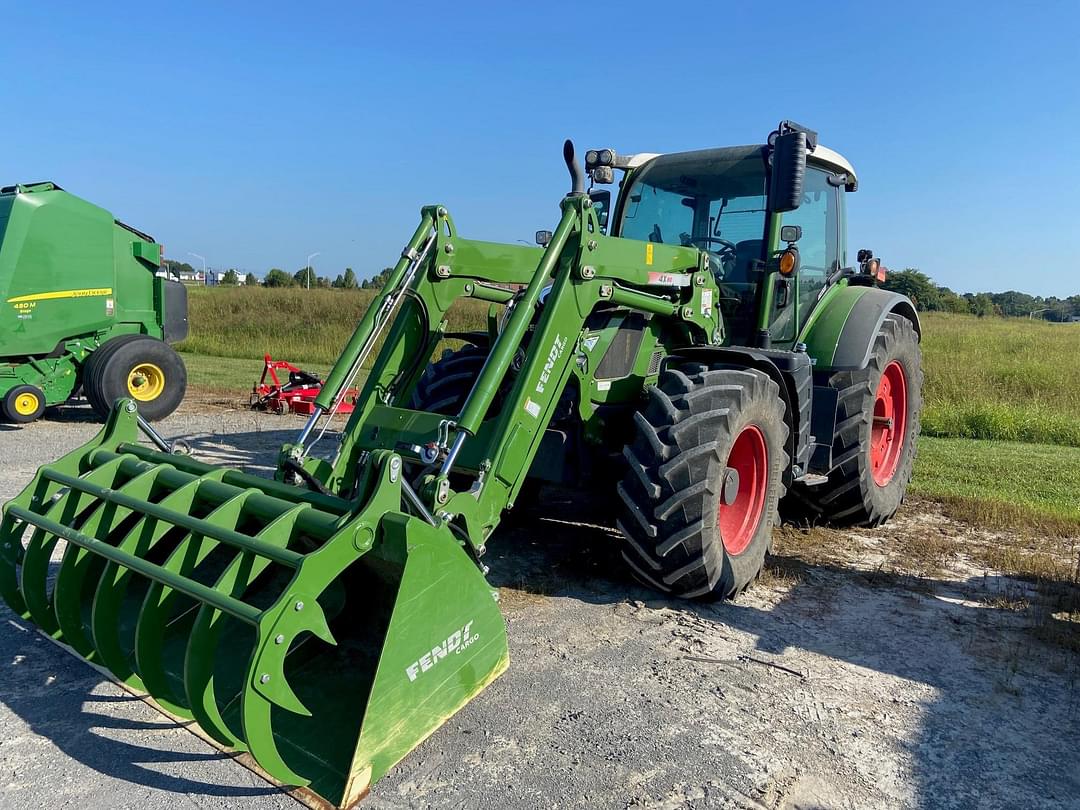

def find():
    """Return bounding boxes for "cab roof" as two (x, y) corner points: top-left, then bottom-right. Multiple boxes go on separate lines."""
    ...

(623, 143), (858, 191)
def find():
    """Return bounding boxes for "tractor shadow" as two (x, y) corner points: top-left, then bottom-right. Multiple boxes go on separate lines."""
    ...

(486, 488), (1080, 807)
(0, 424), (331, 801)
(170, 422), (345, 475)
(0, 600), (285, 799)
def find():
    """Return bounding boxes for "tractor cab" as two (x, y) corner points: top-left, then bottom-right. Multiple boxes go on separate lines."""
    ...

(595, 122), (858, 348)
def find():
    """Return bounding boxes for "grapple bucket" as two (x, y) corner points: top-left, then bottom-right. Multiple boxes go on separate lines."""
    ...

(0, 403), (508, 807)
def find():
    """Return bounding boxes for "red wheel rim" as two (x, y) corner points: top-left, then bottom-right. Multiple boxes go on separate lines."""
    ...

(870, 360), (908, 486)
(718, 425), (768, 556)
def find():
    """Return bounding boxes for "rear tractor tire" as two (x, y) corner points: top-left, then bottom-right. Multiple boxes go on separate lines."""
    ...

(2, 384), (47, 423)
(618, 364), (788, 599)
(84, 336), (187, 422)
(789, 314), (922, 526)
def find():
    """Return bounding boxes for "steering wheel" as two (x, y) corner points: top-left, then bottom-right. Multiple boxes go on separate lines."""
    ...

(687, 236), (738, 279)
(688, 236), (737, 254)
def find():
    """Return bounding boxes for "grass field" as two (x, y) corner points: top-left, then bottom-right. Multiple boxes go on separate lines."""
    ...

(179, 291), (1080, 445)
(177, 286), (488, 365)
(912, 437), (1080, 534)
(179, 288), (1080, 533)
(919, 312), (1080, 446)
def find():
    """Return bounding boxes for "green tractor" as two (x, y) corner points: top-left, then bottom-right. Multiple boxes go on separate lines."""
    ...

(0, 122), (920, 807)
(0, 182), (188, 423)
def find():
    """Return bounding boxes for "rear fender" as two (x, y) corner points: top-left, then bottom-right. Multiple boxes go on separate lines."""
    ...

(801, 286), (920, 372)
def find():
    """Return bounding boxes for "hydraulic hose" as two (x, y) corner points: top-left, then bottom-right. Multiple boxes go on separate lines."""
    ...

(313, 212), (435, 411)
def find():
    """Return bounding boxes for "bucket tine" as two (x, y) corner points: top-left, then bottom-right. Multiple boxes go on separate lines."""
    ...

(241, 688), (313, 788)
(19, 457), (129, 636)
(20, 528), (65, 635)
(184, 504), (310, 748)
(0, 517), (28, 617)
(90, 472), (212, 689)
(52, 464), (161, 657)
(134, 491), (254, 715)
(240, 595), (340, 788)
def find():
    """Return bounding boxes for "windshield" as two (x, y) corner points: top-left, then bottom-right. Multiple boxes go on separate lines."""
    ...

(617, 150), (768, 285)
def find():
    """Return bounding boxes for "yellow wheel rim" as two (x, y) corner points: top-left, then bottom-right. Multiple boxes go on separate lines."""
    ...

(13, 391), (40, 416)
(127, 363), (166, 401)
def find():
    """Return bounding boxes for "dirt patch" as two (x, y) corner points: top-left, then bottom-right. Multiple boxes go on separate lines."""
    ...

(776, 496), (1080, 654)
(0, 408), (1078, 809)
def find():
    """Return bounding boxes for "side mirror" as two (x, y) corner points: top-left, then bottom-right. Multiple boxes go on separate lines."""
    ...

(535, 230), (553, 247)
(588, 189), (611, 230)
(767, 130), (807, 213)
(780, 224), (802, 244)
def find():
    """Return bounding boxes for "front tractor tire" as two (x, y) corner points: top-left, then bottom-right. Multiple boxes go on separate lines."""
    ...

(618, 365), (788, 600)
(409, 344), (487, 414)
(792, 314), (922, 526)
(84, 336), (187, 422)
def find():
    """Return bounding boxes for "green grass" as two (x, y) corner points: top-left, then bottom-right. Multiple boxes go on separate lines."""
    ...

(919, 312), (1080, 446)
(176, 286), (488, 366)
(912, 436), (1080, 535)
(180, 292), (1080, 446)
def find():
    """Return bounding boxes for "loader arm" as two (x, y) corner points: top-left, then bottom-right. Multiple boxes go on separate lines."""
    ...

(299, 193), (721, 553)
(0, 190), (722, 807)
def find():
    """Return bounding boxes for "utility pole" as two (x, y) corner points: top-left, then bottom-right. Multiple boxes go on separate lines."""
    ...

(189, 252), (207, 285)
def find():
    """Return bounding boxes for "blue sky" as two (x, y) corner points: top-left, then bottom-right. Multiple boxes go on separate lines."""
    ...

(3, 1), (1078, 297)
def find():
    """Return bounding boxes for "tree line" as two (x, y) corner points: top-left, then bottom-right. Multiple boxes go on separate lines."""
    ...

(163, 261), (393, 290)
(882, 269), (1079, 321)
(164, 259), (1078, 320)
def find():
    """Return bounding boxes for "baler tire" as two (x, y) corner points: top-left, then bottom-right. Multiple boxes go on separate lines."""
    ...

(617, 364), (788, 600)
(788, 314), (922, 527)
(89, 336), (187, 421)
(3, 384), (47, 423)
(82, 334), (146, 416)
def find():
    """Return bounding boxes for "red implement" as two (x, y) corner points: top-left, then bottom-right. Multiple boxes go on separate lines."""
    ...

(250, 354), (358, 416)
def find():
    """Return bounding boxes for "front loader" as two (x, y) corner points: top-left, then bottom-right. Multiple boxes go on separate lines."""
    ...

(0, 123), (922, 806)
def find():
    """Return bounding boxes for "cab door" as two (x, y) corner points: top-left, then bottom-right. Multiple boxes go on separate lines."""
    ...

(768, 165), (843, 344)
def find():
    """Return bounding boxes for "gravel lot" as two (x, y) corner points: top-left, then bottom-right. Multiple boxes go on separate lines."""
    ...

(1, 400), (1078, 809)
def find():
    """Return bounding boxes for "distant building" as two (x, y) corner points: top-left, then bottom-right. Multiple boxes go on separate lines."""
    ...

(175, 270), (205, 285)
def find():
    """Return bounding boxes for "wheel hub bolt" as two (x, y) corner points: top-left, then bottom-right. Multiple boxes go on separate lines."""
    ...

(722, 466), (740, 506)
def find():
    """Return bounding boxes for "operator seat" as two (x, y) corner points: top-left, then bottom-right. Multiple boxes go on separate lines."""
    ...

(730, 239), (763, 284)
(715, 239), (764, 345)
